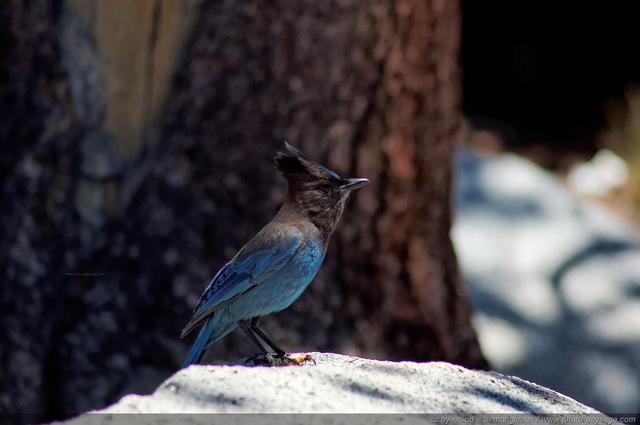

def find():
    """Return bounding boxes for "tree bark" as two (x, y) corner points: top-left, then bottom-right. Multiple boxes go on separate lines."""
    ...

(0, 0), (486, 419)
(157, 0), (486, 367)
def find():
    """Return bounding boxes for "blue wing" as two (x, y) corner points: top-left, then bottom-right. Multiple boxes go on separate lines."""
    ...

(180, 231), (301, 337)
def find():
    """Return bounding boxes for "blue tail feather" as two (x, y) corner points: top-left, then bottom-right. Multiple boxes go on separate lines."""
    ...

(182, 316), (217, 368)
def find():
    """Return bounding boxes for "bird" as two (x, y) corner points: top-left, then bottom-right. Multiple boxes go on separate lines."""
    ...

(180, 142), (369, 367)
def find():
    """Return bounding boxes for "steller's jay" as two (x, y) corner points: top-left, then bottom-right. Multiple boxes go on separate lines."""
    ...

(181, 142), (369, 367)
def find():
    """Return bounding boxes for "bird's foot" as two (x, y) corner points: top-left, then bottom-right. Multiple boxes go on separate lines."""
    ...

(245, 352), (313, 366)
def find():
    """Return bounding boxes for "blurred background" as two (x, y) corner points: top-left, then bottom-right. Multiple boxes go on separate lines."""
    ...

(1, 0), (639, 420)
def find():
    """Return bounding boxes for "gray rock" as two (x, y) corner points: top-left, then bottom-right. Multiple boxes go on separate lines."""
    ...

(55, 353), (600, 422)
(453, 149), (640, 413)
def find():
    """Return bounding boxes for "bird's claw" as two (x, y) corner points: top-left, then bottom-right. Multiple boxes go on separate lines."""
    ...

(245, 352), (313, 366)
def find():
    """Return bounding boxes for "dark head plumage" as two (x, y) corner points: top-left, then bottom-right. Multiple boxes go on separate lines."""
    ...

(275, 142), (341, 181)
(273, 142), (369, 238)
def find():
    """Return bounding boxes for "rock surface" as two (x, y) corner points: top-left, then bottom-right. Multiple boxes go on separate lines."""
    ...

(57, 352), (600, 421)
(453, 149), (640, 413)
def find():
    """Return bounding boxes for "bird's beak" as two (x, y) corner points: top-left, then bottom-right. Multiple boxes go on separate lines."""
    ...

(340, 178), (369, 191)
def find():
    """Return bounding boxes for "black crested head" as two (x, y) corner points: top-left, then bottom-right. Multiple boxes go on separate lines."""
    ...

(274, 142), (369, 239)
(275, 142), (341, 181)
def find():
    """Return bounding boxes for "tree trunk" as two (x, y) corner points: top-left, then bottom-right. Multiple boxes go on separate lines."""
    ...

(158, 0), (486, 367)
(0, 0), (486, 420)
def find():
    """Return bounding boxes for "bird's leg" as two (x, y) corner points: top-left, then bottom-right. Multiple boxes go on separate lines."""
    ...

(249, 317), (286, 357)
(242, 317), (310, 366)
(240, 320), (268, 354)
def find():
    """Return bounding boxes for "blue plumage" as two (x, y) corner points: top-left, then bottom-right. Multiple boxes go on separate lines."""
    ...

(181, 143), (368, 367)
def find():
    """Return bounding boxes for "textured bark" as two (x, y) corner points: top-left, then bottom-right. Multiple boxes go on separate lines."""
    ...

(0, 0), (485, 420)
(143, 0), (485, 366)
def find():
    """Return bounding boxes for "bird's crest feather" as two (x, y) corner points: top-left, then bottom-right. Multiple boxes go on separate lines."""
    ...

(275, 142), (340, 180)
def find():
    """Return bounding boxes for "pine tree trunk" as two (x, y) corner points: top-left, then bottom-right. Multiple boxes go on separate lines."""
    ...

(158, 0), (486, 367)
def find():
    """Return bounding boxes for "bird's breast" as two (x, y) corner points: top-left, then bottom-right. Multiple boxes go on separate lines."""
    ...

(228, 237), (325, 317)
